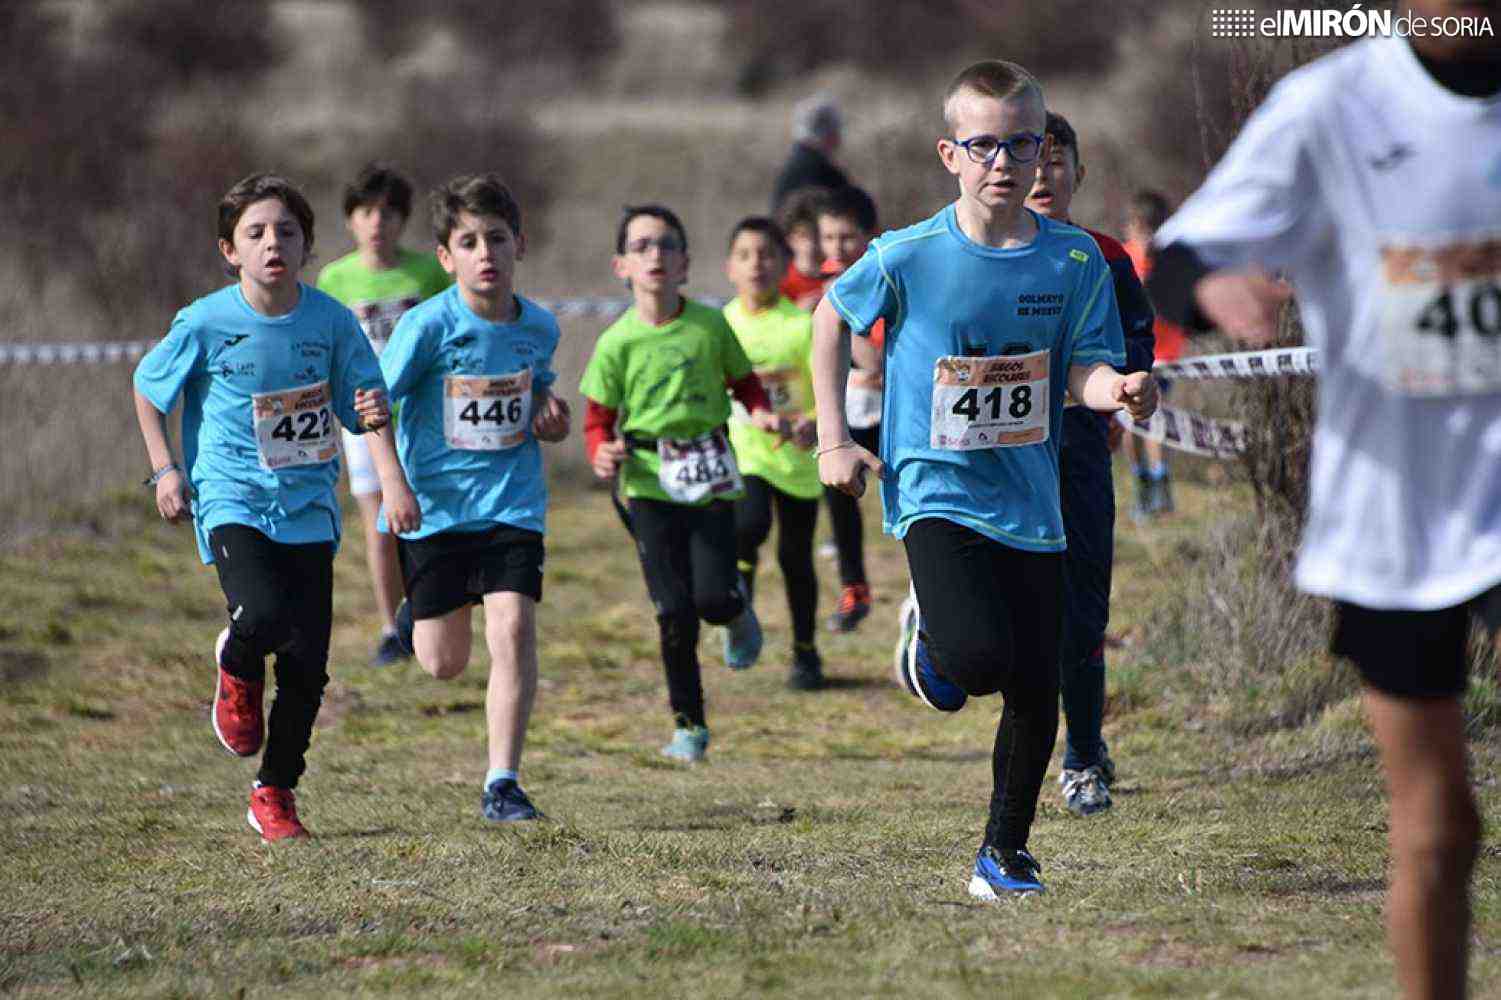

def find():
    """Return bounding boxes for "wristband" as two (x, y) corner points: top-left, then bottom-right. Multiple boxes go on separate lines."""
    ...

(142, 463), (181, 487)
(815, 440), (856, 458)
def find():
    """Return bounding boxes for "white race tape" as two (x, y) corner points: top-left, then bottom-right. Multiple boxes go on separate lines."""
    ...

(1115, 403), (1247, 458)
(1153, 346), (1318, 380)
(0, 296), (730, 366)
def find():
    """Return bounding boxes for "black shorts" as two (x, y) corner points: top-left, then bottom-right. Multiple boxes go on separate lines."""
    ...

(1332, 584), (1501, 698)
(397, 523), (544, 619)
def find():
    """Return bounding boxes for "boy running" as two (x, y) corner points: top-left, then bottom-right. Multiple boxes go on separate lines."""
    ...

(1121, 189), (1185, 517)
(1023, 111), (1157, 816)
(581, 205), (784, 762)
(316, 163), (451, 666)
(775, 186), (831, 310)
(1147, 13), (1499, 996)
(813, 62), (1155, 896)
(723, 217), (826, 691)
(133, 173), (390, 842)
(816, 186), (886, 631)
(367, 174), (570, 823)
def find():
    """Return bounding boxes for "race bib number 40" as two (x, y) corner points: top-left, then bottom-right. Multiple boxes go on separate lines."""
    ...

(930, 350), (1050, 450)
(657, 428), (743, 503)
(1377, 239), (1501, 396)
(444, 370), (532, 451)
(253, 381), (337, 471)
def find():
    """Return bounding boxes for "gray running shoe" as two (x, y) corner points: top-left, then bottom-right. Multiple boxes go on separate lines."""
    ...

(1060, 765), (1113, 817)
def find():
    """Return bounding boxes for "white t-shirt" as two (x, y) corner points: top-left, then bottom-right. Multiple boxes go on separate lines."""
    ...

(1156, 35), (1501, 611)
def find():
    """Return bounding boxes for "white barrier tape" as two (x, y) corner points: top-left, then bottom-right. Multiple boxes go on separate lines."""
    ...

(1115, 403), (1247, 459)
(1153, 346), (1318, 380)
(0, 341), (155, 366)
(0, 296), (733, 366)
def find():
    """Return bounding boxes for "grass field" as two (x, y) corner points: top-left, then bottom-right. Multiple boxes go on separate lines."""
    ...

(1, 470), (1498, 998)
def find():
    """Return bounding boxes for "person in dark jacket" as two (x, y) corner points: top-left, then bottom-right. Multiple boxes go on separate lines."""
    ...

(770, 93), (850, 213)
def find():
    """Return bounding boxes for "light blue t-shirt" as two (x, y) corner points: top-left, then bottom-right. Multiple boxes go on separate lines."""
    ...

(133, 283), (386, 564)
(379, 286), (561, 538)
(826, 205), (1125, 552)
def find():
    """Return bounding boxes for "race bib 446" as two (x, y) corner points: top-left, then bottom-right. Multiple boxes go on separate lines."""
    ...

(252, 381), (337, 471)
(444, 370), (533, 451)
(1377, 237), (1501, 396)
(930, 351), (1050, 450)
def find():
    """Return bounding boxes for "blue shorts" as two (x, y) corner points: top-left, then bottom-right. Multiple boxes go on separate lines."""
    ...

(1058, 407), (1114, 665)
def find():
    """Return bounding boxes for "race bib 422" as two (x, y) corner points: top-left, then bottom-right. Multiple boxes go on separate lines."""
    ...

(252, 381), (337, 471)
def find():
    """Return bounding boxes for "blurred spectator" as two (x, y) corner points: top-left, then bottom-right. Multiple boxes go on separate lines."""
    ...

(770, 93), (850, 212)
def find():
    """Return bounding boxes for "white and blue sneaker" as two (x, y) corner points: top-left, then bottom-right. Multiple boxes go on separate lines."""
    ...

(482, 778), (543, 822)
(722, 578), (763, 671)
(661, 724), (710, 763)
(893, 584), (967, 712)
(969, 845), (1045, 898)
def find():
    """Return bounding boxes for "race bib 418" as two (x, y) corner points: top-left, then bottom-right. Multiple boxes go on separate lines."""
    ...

(930, 350), (1050, 450)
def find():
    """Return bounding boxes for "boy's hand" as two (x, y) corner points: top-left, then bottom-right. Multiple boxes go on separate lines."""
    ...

(532, 395), (571, 442)
(792, 416), (817, 449)
(1194, 270), (1292, 346)
(354, 387), (390, 431)
(750, 408), (790, 441)
(382, 478), (422, 535)
(156, 469), (191, 524)
(819, 441), (883, 498)
(592, 438), (627, 481)
(1114, 372), (1158, 422)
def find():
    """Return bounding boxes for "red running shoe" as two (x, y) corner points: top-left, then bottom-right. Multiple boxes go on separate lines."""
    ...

(212, 628), (263, 757)
(829, 582), (872, 632)
(247, 785), (311, 842)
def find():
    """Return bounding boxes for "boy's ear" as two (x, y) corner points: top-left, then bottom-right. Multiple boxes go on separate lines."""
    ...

(1075, 160), (1087, 191)
(514, 232), (527, 261)
(611, 254), (630, 284)
(679, 254), (691, 287)
(218, 238), (240, 269)
(936, 137), (961, 176)
(435, 241), (457, 276)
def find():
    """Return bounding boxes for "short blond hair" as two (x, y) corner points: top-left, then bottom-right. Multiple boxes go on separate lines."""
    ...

(942, 60), (1045, 134)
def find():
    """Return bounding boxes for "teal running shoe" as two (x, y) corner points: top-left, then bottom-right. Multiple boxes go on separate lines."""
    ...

(660, 725), (710, 763)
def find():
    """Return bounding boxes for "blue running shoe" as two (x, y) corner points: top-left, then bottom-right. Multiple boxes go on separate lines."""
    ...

(893, 584), (966, 712)
(660, 725), (710, 763)
(482, 778), (543, 822)
(969, 845), (1045, 898)
(721, 578), (762, 670)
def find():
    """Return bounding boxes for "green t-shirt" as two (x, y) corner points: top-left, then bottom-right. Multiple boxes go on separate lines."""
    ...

(579, 298), (753, 504)
(724, 296), (820, 499)
(315, 248), (452, 353)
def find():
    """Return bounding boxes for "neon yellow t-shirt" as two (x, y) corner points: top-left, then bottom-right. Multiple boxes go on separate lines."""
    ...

(315, 248), (452, 354)
(724, 296), (820, 499)
(579, 298), (752, 505)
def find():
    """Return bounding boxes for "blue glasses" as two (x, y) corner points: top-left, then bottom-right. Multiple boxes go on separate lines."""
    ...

(950, 132), (1046, 165)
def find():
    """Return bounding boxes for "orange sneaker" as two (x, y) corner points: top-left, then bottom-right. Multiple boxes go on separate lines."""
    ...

(247, 785), (311, 842)
(829, 583), (872, 632)
(212, 628), (263, 757)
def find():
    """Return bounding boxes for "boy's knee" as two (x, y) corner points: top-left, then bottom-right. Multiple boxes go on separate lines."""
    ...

(657, 610), (699, 651)
(738, 516), (772, 554)
(697, 588), (743, 626)
(928, 641), (1004, 697)
(1391, 785), (1482, 872)
(228, 603), (296, 658)
(419, 649), (468, 680)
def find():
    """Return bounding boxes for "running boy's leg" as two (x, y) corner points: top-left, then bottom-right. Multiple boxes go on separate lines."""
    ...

(630, 498), (707, 728)
(736, 476), (776, 602)
(256, 538), (336, 792)
(412, 606), (474, 680)
(903, 517), (1063, 855)
(1057, 410), (1115, 813)
(772, 487), (820, 648)
(1364, 690), (1479, 1000)
(482, 591), (539, 773)
(689, 499), (747, 626)
(353, 492), (405, 644)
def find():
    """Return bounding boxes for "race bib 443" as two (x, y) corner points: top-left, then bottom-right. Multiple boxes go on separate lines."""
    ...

(1377, 237), (1501, 396)
(444, 370), (533, 451)
(252, 381), (337, 471)
(930, 351), (1050, 450)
